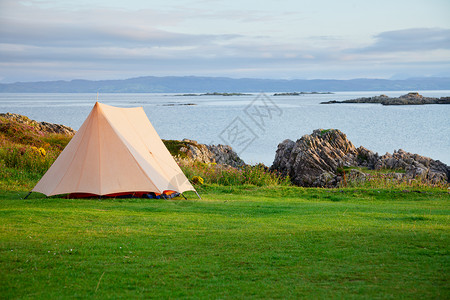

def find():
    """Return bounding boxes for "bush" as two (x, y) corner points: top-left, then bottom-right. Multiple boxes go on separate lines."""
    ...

(192, 176), (204, 185)
(338, 169), (449, 190)
(0, 145), (58, 175)
(0, 117), (72, 179)
(179, 160), (291, 187)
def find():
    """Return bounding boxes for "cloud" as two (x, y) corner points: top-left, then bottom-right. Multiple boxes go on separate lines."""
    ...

(0, 2), (241, 48)
(0, 0), (449, 82)
(356, 28), (450, 53)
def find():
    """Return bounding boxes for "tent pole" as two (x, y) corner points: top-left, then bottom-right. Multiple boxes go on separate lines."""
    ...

(195, 191), (202, 200)
(24, 191), (32, 199)
(181, 193), (187, 200)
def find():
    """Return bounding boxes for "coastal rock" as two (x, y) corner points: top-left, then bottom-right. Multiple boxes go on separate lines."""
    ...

(336, 169), (367, 186)
(0, 112), (76, 135)
(355, 146), (379, 168)
(270, 129), (358, 187)
(375, 149), (450, 183)
(178, 139), (245, 167)
(321, 92), (450, 105)
(270, 139), (295, 176)
(271, 129), (450, 187)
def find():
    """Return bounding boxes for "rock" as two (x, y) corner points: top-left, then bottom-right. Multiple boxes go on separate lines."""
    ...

(176, 139), (245, 168)
(270, 139), (295, 177)
(0, 112), (76, 135)
(336, 169), (367, 186)
(321, 92), (450, 105)
(271, 129), (450, 187)
(270, 129), (358, 187)
(374, 149), (449, 183)
(206, 144), (245, 167)
(355, 146), (379, 168)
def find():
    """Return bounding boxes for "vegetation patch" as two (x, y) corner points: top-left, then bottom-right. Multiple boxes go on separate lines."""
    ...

(319, 128), (332, 136)
(179, 161), (291, 187)
(162, 139), (195, 159)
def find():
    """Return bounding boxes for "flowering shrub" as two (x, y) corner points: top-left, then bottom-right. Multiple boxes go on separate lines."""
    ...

(338, 169), (449, 189)
(31, 146), (47, 157)
(0, 118), (45, 147)
(0, 145), (58, 175)
(179, 160), (291, 186)
(191, 176), (204, 185)
(0, 117), (71, 150)
(0, 117), (73, 177)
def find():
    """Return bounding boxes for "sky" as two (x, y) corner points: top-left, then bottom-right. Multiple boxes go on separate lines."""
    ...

(0, 0), (449, 83)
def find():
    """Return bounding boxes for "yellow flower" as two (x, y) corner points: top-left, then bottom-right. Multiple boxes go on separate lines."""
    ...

(39, 147), (46, 157)
(192, 176), (204, 185)
(30, 146), (46, 157)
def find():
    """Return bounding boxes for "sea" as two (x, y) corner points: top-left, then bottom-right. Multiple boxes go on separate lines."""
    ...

(1, 91), (449, 166)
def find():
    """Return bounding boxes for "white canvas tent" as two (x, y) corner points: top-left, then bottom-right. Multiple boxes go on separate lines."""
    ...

(30, 102), (197, 198)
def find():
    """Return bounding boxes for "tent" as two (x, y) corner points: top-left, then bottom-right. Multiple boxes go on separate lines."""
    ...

(29, 102), (198, 199)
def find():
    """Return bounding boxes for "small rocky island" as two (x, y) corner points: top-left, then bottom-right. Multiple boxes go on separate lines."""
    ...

(161, 103), (197, 106)
(176, 92), (252, 96)
(274, 92), (333, 96)
(321, 92), (450, 105)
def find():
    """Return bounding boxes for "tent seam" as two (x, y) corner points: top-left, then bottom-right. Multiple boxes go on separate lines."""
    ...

(121, 107), (195, 192)
(98, 104), (102, 194)
(101, 107), (163, 194)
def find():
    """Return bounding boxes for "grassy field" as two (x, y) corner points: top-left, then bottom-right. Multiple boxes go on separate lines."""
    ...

(1, 186), (449, 299)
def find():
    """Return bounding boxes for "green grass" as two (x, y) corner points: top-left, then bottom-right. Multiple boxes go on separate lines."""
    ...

(162, 139), (193, 159)
(0, 166), (43, 192)
(1, 186), (449, 299)
(342, 166), (406, 174)
(179, 161), (291, 187)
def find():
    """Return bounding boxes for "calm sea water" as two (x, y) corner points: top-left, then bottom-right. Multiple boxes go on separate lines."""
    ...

(1, 91), (449, 166)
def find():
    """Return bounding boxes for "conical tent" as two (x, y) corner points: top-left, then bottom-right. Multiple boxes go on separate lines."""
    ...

(32, 102), (196, 197)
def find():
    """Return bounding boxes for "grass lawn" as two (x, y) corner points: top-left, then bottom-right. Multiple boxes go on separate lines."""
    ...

(1, 185), (449, 299)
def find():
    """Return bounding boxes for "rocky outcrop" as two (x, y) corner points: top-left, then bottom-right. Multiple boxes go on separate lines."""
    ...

(175, 139), (245, 168)
(0, 112), (76, 135)
(270, 129), (359, 187)
(271, 129), (450, 187)
(375, 149), (450, 183)
(321, 92), (450, 105)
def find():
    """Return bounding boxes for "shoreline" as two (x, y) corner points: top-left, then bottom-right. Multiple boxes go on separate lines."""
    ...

(2, 113), (449, 188)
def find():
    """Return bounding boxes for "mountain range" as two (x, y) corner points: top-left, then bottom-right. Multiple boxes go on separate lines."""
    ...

(0, 76), (449, 93)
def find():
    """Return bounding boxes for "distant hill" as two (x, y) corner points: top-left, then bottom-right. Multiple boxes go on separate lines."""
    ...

(0, 76), (449, 93)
